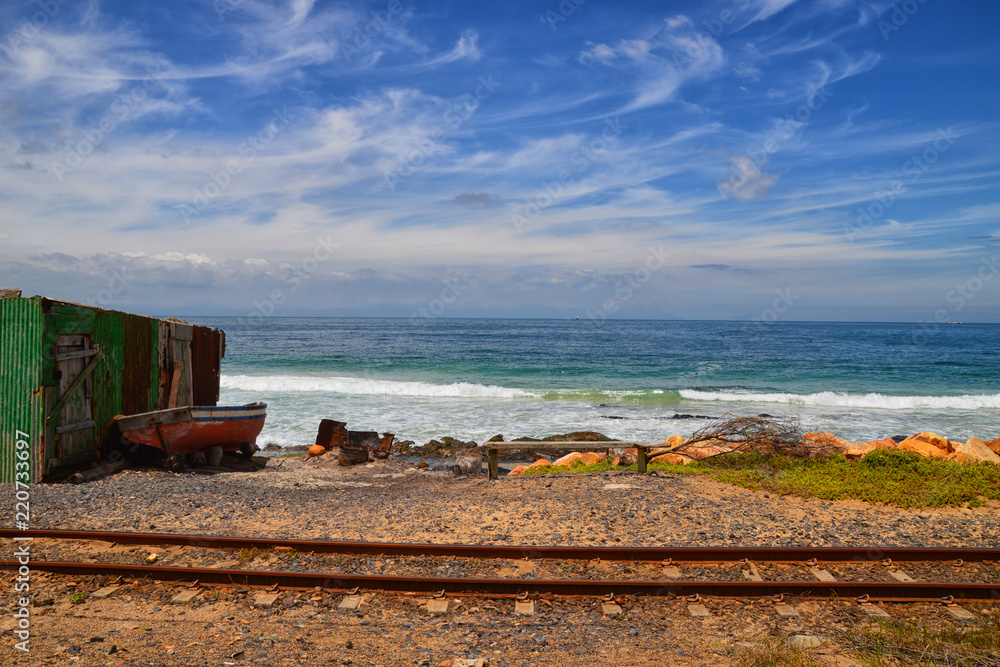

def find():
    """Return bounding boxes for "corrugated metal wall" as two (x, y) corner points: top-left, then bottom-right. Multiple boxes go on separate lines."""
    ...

(0, 297), (45, 483)
(1, 297), (225, 482)
(191, 326), (224, 406)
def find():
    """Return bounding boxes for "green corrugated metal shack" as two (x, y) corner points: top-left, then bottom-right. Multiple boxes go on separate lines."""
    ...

(0, 292), (224, 482)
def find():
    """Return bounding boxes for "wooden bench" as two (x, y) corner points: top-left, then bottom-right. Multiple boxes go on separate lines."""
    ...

(486, 441), (664, 480)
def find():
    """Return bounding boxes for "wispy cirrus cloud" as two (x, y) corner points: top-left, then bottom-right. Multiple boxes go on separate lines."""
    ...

(2, 0), (998, 322)
(578, 15), (727, 111)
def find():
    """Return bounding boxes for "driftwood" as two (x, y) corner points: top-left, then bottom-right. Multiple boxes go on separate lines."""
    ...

(68, 457), (129, 484)
(667, 414), (821, 463)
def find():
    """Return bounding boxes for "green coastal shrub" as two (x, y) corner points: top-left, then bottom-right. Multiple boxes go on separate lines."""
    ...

(520, 448), (1000, 508)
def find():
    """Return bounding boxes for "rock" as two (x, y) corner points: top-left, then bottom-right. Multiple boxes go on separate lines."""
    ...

(305, 444), (326, 459)
(593, 451), (608, 462)
(985, 437), (1000, 456)
(803, 431), (849, 448)
(843, 437), (896, 459)
(539, 431), (612, 442)
(552, 452), (585, 468)
(578, 452), (600, 466)
(649, 452), (692, 466)
(951, 438), (1000, 464)
(911, 432), (953, 452)
(527, 458), (552, 471)
(165, 453), (185, 472)
(186, 451), (207, 468)
(205, 445), (224, 467)
(667, 435), (686, 447)
(787, 635), (824, 649)
(610, 451), (636, 466)
(452, 455), (483, 477)
(32, 592), (55, 607)
(684, 444), (729, 460)
(898, 434), (949, 458)
(240, 442), (260, 457)
(507, 465), (527, 477)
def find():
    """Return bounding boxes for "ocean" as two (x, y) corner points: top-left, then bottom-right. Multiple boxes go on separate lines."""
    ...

(183, 317), (1000, 448)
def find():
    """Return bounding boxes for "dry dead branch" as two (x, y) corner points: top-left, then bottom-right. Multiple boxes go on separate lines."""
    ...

(669, 414), (830, 461)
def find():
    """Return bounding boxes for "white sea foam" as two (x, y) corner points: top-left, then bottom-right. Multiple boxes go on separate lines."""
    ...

(220, 374), (538, 399)
(679, 389), (1000, 411)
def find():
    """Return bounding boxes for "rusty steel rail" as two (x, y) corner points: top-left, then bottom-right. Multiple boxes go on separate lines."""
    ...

(2, 560), (997, 601)
(3, 529), (1000, 563)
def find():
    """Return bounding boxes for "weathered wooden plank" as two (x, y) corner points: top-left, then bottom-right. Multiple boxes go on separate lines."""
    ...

(486, 441), (661, 450)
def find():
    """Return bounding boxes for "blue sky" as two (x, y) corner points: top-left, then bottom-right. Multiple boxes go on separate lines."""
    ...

(1, 0), (998, 322)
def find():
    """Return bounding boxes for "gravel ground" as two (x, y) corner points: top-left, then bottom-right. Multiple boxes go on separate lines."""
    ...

(3, 455), (999, 665)
(11, 455), (1000, 548)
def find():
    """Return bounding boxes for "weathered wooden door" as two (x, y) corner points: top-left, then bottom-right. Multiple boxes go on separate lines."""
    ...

(48, 334), (98, 470)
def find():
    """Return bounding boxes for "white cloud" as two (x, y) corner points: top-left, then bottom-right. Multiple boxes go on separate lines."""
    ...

(747, 0), (803, 24)
(578, 43), (617, 65)
(719, 155), (781, 200)
(733, 62), (762, 80)
(578, 16), (727, 112)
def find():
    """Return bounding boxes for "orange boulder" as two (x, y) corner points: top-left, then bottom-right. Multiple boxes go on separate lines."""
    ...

(666, 435), (686, 447)
(650, 452), (693, 466)
(306, 444), (326, 458)
(579, 452), (601, 466)
(527, 458), (552, 470)
(985, 437), (1000, 456)
(843, 437), (896, 459)
(897, 436), (946, 459)
(552, 452), (584, 467)
(951, 437), (1000, 464)
(910, 432), (953, 452)
(507, 465), (527, 476)
(803, 431), (850, 448)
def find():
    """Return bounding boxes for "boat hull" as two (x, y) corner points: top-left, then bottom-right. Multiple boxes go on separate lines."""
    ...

(117, 403), (267, 455)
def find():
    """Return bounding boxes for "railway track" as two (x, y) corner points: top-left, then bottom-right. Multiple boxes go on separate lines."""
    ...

(4, 529), (999, 602)
(4, 528), (999, 562)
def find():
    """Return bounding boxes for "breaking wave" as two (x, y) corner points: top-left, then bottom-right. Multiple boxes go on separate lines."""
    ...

(220, 374), (538, 399)
(679, 389), (1000, 411)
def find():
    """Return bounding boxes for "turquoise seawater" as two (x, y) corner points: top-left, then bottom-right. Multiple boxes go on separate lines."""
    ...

(184, 318), (1000, 447)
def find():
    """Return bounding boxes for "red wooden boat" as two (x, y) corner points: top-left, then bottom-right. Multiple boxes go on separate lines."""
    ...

(116, 402), (267, 455)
